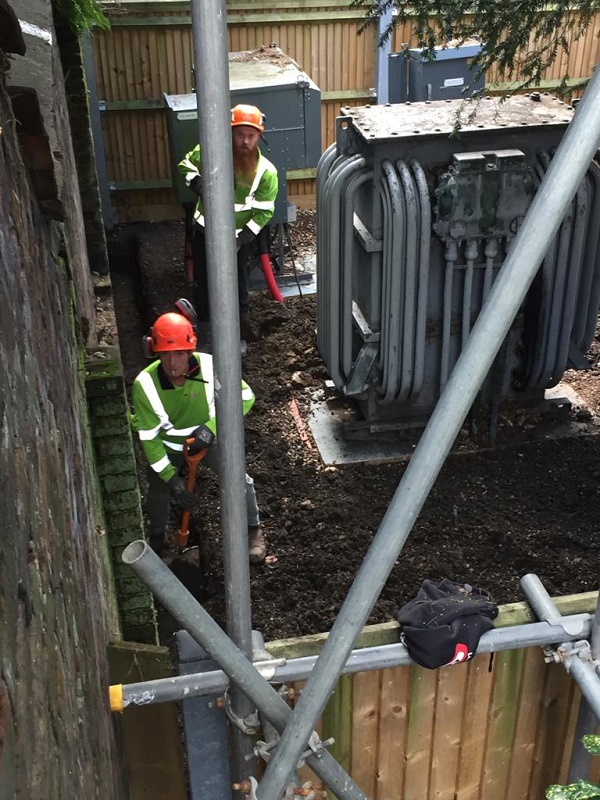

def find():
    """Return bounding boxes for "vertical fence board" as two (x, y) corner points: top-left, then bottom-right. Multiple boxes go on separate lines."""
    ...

(530, 663), (578, 795)
(504, 646), (547, 800)
(375, 666), (410, 800)
(454, 653), (495, 800)
(481, 649), (524, 799)
(322, 673), (353, 777)
(350, 670), (381, 798)
(430, 664), (470, 800)
(558, 686), (583, 783)
(403, 665), (437, 800)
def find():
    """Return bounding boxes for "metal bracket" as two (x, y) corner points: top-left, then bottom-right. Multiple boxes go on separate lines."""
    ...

(252, 657), (287, 682)
(223, 690), (261, 735)
(556, 639), (593, 671)
(248, 732), (335, 769)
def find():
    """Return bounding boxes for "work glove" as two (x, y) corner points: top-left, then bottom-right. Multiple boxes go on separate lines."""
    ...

(236, 227), (256, 252)
(188, 424), (215, 455)
(189, 176), (203, 198)
(168, 475), (195, 510)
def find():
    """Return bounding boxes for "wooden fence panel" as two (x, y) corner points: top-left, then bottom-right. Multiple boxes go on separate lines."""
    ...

(92, 2), (600, 221)
(105, 594), (600, 798)
(257, 595), (600, 800)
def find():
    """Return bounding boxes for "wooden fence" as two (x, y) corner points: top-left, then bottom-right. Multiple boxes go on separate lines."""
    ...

(113, 591), (600, 799)
(91, 1), (600, 222)
(269, 592), (600, 800)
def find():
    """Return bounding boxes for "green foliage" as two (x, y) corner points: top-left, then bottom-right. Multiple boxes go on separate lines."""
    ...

(545, 735), (600, 799)
(583, 735), (600, 757)
(351, 1), (600, 94)
(545, 780), (600, 799)
(53, 0), (110, 33)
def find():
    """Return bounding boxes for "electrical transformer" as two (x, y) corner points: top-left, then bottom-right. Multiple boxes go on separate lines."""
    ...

(164, 47), (321, 225)
(316, 94), (600, 433)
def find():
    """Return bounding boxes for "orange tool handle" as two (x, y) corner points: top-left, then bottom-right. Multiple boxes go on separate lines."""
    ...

(177, 439), (208, 548)
(259, 252), (284, 303)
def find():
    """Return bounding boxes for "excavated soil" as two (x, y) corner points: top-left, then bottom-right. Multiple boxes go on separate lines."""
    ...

(105, 212), (600, 643)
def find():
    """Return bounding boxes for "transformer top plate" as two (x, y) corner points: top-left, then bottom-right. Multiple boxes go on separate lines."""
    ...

(339, 94), (574, 144)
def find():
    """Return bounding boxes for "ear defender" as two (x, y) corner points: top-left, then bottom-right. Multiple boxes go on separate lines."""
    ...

(142, 335), (154, 359)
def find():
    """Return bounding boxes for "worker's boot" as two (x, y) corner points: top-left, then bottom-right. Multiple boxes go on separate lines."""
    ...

(248, 524), (265, 564)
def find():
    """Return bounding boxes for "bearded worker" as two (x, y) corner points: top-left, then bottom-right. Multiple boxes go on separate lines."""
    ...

(178, 103), (279, 353)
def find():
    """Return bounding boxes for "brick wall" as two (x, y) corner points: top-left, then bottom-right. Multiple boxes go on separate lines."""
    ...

(0, 4), (142, 796)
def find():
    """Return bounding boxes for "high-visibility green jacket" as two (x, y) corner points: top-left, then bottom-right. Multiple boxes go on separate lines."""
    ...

(130, 352), (255, 482)
(178, 145), (278, 236)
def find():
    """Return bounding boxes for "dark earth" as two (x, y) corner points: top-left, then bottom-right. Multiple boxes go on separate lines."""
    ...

(104, 211), (600, 644)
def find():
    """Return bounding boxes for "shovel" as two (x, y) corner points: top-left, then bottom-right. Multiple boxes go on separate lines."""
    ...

(177, 438), (208, 549)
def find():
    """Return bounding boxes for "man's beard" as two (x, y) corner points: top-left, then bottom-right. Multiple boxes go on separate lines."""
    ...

(233, 146), (258, 179)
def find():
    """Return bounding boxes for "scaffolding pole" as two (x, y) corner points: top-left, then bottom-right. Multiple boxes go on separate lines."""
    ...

(110, 613), (594, 708)
(256, 66), (600, 799)
(568, 589), (600, 782)
(189, 0), (255, 779)
(521, 575), (600, 728)
(122, 541), (367, 800)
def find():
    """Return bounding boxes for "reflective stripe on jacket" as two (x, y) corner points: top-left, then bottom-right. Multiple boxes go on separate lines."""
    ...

(130, 352), (255, 482)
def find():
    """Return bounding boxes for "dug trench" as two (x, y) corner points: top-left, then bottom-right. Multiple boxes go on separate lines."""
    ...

(106, 213), (600, 644)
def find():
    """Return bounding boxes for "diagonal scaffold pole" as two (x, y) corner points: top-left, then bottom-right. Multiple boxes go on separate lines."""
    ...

(122, 541), (367, 800)
(256, 65), (600, 800)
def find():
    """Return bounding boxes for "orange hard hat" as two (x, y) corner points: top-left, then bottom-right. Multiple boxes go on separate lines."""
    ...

(231, 104), (265, 132)
(150, 313), (197, 352)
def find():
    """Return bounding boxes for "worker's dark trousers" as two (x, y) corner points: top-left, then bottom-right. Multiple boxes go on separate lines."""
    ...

(192, 226), (254, 322)
(145, 446), (260, 539)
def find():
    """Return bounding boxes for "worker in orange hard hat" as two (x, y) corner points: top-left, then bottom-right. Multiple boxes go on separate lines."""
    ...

(178, 103), (279, 355)
(130, 309), (266, 563)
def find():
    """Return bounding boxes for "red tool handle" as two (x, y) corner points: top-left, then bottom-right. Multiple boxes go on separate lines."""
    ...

(177, 440), (208, 548)
(259, 253), (284, 303)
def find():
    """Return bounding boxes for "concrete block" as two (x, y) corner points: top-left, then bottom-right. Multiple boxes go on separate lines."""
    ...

(106, 508), (144, 535)
(92, 415), (131, 438)
(101, 473), (138, 494)
(104, 490), (141, 512)
(96, 452), (138, 477)
(90, 397), (131, 417)
(95, 436), (134, 457)
(86, 376), (124, 399)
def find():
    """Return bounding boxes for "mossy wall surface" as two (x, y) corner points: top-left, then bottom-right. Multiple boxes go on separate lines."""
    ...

(0, 4), (129, 795)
